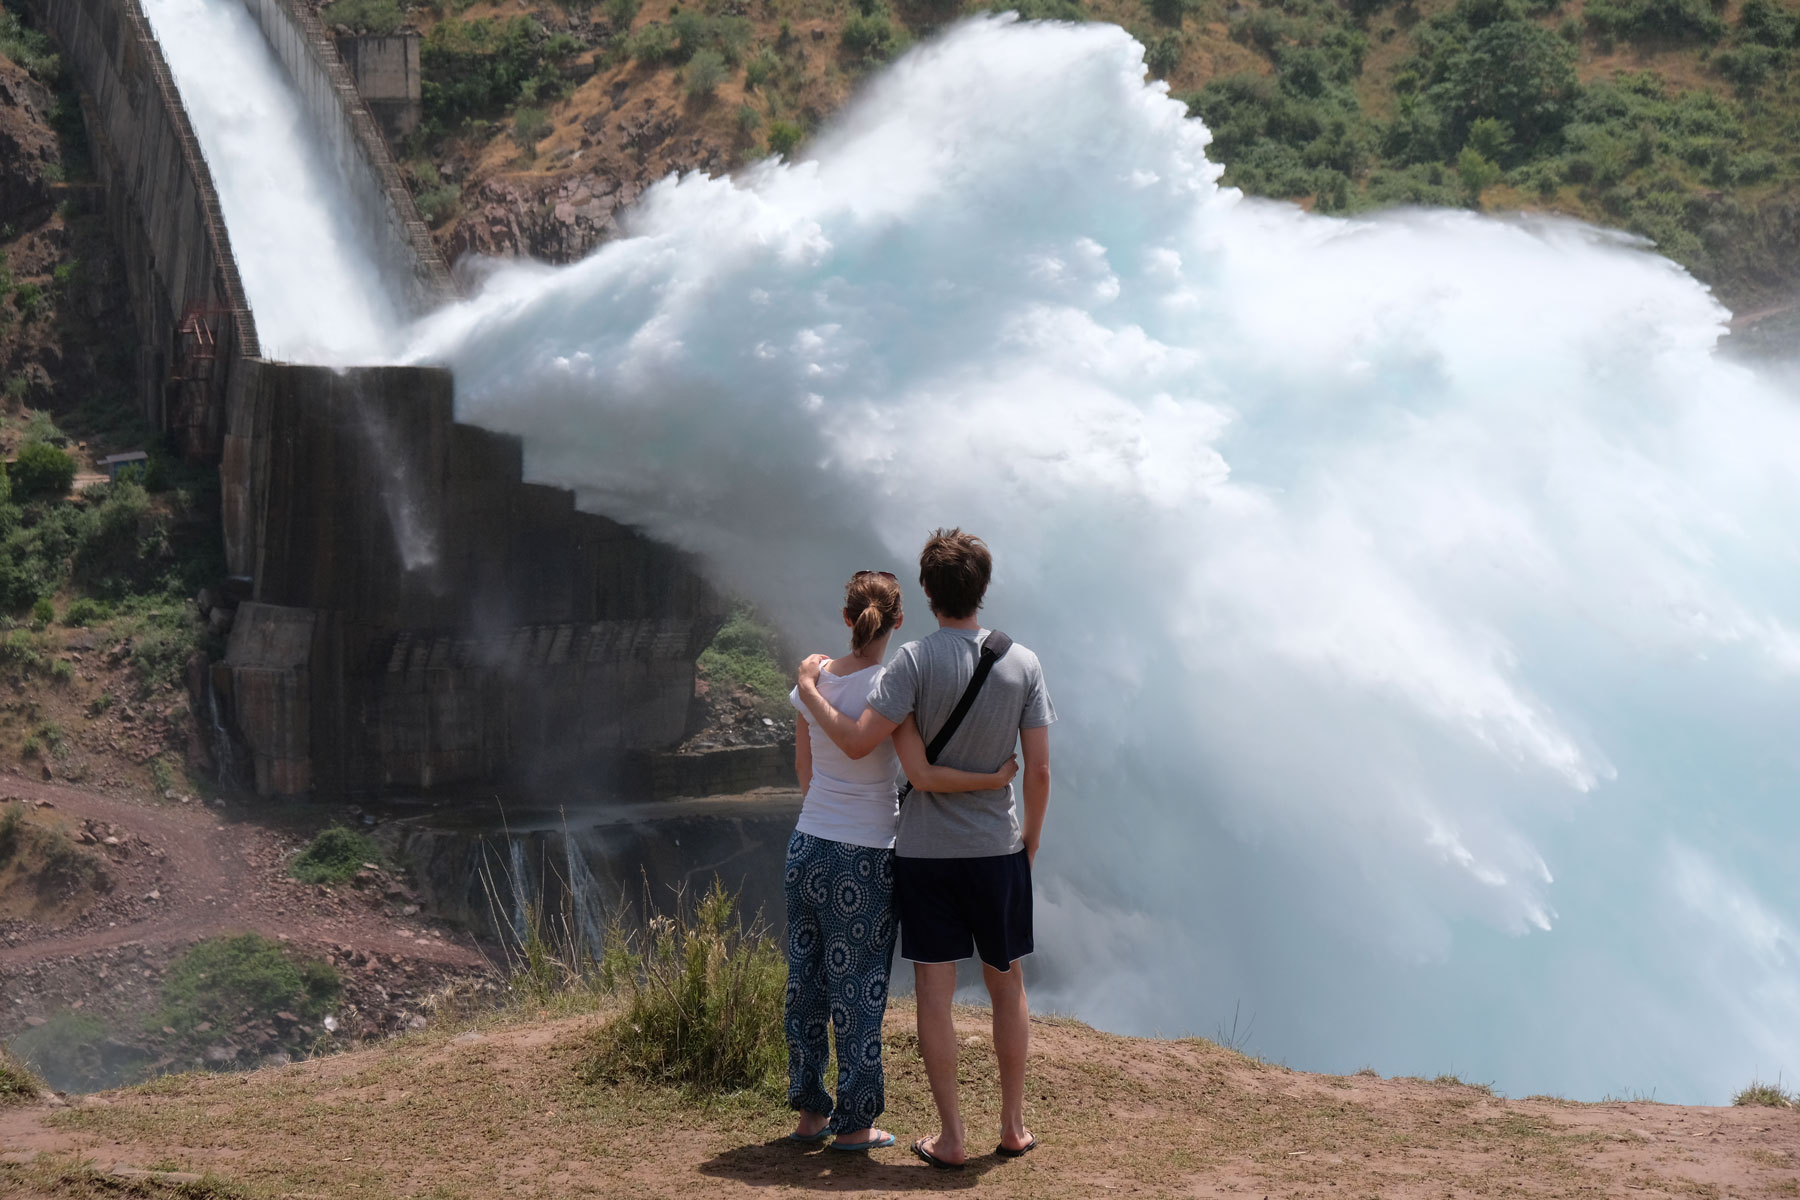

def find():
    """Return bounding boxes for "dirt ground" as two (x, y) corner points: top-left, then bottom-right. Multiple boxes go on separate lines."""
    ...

(0, 999), (1796, 1199)
(0, 775), (493, 1054)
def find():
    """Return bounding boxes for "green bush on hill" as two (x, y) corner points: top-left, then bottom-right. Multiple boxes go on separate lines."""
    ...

(0, 8), (60, 80)
(684, 47), (728, 99)
(153, 934), (340, 1036)
(322, 0), (404, 36)
(289, 826), (384, 885)
(1585, 0), (1725, 43)
(696, 606), (788, 712)
(1183, 0), (1790, 280)
(8, 442), (75, 499)
(420, 17), (582, 140)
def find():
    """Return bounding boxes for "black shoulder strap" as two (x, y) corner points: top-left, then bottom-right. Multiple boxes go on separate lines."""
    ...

(898, 631), (1011, 803)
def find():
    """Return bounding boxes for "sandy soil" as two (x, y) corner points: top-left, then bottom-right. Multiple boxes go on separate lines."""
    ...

(1, 1001), (1795, 1198)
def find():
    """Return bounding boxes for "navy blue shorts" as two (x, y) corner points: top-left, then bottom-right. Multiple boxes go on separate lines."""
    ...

(895, 850), (1033, 971)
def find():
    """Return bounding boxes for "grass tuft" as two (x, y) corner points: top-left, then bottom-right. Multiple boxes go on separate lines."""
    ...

(0, 1046), (43, 1104)
(580, 880), (785, 1096)
(1734, 1079), (1796, 1107)
(289, 826), (383, 885)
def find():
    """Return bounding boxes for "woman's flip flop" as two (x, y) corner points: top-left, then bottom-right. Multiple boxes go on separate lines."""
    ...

(830, 1131), (896, 1151)
(911, 1138), (966, 1169)
(786, 1128), (832, 1144)
(995, 1136), (1038, 1158)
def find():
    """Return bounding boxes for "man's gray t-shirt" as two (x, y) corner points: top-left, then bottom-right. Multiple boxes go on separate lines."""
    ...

(867, 627), (1055, 859)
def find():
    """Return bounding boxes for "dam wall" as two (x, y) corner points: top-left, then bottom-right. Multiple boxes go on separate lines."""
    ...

(30, 0), (257, 453)
(40, 0), (729, 799)
(216, 361), (724, 796)
(237, 0), (452, 313)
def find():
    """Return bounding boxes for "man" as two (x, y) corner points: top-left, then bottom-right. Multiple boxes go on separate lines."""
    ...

(795, 528), (1054, 1168)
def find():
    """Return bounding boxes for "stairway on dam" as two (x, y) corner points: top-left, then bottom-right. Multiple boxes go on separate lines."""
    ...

(28, 0), (792, 812)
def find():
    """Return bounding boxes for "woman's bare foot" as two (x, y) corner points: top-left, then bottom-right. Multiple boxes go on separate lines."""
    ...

(832, 1126), (893, 1147)
(792, 1111), (830, 1139)
(913, 1129), (967, 1167)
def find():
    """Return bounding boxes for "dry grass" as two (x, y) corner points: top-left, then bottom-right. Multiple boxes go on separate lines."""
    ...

(3, 999), (1796, 1199)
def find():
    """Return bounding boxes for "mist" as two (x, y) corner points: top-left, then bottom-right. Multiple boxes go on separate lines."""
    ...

(143, 1), (1800, 1103)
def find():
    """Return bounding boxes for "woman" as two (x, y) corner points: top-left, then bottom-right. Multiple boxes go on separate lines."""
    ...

(784, 570), (1017, 1151)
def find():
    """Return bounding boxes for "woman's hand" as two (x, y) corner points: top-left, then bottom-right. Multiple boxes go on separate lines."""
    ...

(990, 754), (1020, 788)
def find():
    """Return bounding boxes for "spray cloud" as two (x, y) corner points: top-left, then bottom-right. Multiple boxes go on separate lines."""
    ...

(148, 5), (1800, 1102)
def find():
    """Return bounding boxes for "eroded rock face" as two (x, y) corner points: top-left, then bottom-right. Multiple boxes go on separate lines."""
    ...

(0, 59), (56, 225)
(440, 95), (731, 267)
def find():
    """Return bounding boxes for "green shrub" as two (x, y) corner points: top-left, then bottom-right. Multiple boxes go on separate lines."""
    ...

(0, 9), (60, 80)
(114, 597), (206, 697)
(30, 597), (54, 627)
(63, 597), (110, 627)
(323, 0), (404, 35)
(1585, 0), (1725, 42)
(581, 881), (785, 1094)
(1152, 0), (1198, 25)
(736, 102), (761, 133)
(1736, 0), (1794, 45)
(685, 47), (727, 98)
(9, 443), (75, 499)
(605, 0), (641, 31)
(12, 282), (43, 323)
(1145, 31), (1183, 75)
(422, 17), (578, 134)
(290, 826), (385, 884)
(766, 119), (803, 157)
(743, 47), (777, 90)
(512, 106), (551, 154)
(154, 935), (341, 1036)
(0, 629), (43, 674)
(842, 7), (899, 61)
(627, 22), (677, 62)
(49, 659), (73, 685)
(697, 606), (788, 710)
(416, 181), (461, 223)
(0, 802), (21, 862)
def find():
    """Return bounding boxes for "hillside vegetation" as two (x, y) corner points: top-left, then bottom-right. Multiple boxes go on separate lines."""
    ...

(324, 0), (1800, 312)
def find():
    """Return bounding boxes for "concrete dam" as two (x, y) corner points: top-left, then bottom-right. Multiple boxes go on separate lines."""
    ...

(30, 0), (798, 931)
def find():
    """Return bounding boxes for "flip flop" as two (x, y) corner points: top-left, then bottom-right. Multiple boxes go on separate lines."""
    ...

(911, 1138), (966, 1170)
(830, 1131), (896, 1152)
(786, 1128), (832, 1144)
(995, 1136), (1038, 1159)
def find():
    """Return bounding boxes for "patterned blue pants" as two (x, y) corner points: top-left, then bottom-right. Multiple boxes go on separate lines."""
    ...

(783, 830), (897, 1133)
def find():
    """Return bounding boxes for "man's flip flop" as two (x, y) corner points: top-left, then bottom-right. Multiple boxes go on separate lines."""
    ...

(996, 1137), (1038, 1159)
(830, 1132), (896, 1152)
(785, 1128), (832, 1144)
(912, 1139), (966, 1170)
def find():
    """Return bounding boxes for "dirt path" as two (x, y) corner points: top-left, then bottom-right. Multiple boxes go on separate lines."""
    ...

(1, 1005), (1796, 1198)
(0, 776), (482, 972)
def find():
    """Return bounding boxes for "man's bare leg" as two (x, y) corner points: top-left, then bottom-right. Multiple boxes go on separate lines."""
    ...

(913, 961), (966, 1164)
(983, 959), (1033, 1152)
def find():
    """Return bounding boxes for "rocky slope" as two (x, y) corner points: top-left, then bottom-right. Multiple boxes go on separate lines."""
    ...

(323, 0), (1800, 319)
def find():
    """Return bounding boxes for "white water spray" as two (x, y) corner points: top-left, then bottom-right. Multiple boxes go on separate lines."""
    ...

(153, 5), (1799, 1101)
(140, 0), (408, 362)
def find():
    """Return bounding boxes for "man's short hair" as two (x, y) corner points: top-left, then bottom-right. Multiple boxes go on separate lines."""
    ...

(919, 528), (992, 619)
